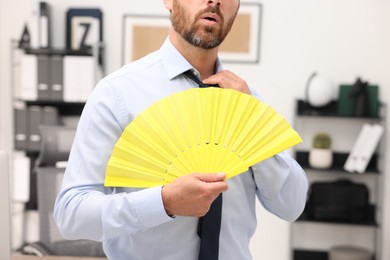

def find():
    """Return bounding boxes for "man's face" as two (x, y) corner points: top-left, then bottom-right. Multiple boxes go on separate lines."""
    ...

(171, 0), (239, 49)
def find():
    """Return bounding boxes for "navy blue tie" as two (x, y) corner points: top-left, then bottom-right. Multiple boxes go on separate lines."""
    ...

(197, 193), (223, 260)
(183, 69), (220, 88)
(183, 69), (222, 260)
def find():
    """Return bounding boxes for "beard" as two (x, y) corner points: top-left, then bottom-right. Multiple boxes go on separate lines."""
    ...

(171, 1), (238, 49)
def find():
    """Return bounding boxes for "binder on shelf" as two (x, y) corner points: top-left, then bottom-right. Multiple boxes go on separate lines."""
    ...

(37, 54), (50, 100)
(63, 55), (95, 102)
(79, 56), (96, 101)
(50, 55), (64, 101)
(12, 152), (31, 203)
(42, 106), (59, 126)
(27, 106), (42, 152)
(17, 105), (58, 152)
(344, 123), (384, 173)
(20, 54), (38, 101)
(14, 104), (28, 150)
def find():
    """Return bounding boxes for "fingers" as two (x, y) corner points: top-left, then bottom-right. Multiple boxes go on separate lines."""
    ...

(161, 173), (228, 217)
(196, 172), (226, 183)
(195, 172), (228, 194)
(203, 70), (251, 94)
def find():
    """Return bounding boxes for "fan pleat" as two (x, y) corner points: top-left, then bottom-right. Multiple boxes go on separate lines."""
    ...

(232, 104), (269, 154)
(105, 88), (302, 188)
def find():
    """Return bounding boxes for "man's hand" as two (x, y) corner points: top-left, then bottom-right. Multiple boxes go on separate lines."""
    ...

(203, 70), (251, 95)
(162, 173), (228, 217)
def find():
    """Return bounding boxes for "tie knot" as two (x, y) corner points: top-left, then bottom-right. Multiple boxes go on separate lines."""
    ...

(183, 69), (219, 88)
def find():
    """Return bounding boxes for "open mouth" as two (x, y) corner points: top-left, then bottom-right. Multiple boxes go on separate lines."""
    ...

(202, 13), (220, 23)
(204, 17), (217, 22)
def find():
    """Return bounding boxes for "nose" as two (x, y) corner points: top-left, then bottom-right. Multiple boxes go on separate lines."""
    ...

(207, 0), (221, 7)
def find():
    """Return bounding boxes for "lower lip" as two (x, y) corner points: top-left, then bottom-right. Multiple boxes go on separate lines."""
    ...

(201, 19), (219, 26)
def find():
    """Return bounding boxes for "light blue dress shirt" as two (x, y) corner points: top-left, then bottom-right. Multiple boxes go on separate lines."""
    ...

(54, 38), (308, 260)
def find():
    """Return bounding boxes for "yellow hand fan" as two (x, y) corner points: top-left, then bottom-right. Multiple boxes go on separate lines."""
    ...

(105, 88), (302, 188)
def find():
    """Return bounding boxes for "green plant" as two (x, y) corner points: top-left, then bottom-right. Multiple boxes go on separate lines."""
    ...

(312, 133), (331, 149)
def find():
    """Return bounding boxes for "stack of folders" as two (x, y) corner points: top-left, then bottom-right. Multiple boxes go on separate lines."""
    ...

(63, 55), (96, 102)
(14, 104), (59, 152)
(344, 123), (384, 174)
(20, 54), (63, 101)
(19, 53), (96, 102)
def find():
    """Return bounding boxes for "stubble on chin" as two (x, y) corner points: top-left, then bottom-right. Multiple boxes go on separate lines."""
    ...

(171, 3), (236, 50)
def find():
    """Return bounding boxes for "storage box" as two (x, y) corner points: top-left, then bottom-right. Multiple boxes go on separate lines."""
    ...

(337, 84), (379, 117)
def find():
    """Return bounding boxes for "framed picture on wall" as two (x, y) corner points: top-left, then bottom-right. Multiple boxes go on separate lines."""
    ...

(122, 3), (262, 65)
(66, 8), (103, 50)
(219, 3), (262, 63)
(122, 14), (170, 65)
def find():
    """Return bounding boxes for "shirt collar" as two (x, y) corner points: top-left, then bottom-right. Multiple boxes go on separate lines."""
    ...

(159, 37), (223, 81)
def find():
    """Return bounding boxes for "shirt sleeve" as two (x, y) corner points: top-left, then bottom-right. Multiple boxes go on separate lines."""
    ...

(53, 80), (173, 242)
(247, 88), (308, 221)
(252, 151), (309, 222)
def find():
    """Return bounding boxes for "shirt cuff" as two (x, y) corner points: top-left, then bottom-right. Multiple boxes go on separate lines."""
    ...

(133, 186), (174, 228)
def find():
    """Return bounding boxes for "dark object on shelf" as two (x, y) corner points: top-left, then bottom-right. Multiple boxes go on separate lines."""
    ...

(297, 100), (338, 117)
(36, 125), (76, 167)
(24, 100), (85, 116)
(39, 2), (51, 49)
(306, 179), (374, 223)
(329, 246), (371, 260)
(25, 46), (93, 56)
(294, 250), (328, 260)
(338, 78), (379, 117)
(348, 78), (370, 117)
(18, 24), (31, 49)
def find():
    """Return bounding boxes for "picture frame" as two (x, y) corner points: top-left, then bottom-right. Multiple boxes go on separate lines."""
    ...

(122, 14), (170, 65)
(122, 3), (262, 65)
(66, 8), (103, 50)
(219, 3), (262, 63)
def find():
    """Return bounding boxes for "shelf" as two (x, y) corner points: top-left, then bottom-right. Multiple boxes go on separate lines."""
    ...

(296, 100), (382, 119)
(293, 249), (328, 260)
(295, 151), (380, 174)
(294, 249), (376, 260)
(23, 100), (85, 116)
(296, 210), (377, 227)
(24, 47), (93, 56)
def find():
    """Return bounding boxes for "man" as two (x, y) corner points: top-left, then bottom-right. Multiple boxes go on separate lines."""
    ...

(54, 0), (308, 259)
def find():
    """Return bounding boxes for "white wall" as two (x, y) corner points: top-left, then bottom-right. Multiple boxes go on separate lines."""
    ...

(0, 0), (9, 151)
(1, 0), (390, 259)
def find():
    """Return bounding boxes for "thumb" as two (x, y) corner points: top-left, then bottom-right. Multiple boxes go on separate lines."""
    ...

(196, 172), (226, 183)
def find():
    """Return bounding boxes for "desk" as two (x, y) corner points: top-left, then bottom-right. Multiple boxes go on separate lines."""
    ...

(12, 255), (107, 260)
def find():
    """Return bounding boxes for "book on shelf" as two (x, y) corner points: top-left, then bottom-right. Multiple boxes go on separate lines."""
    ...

(344, 123), (384, 173)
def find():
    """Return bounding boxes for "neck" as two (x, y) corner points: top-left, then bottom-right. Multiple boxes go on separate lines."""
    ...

(169, 30), (218, 80)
